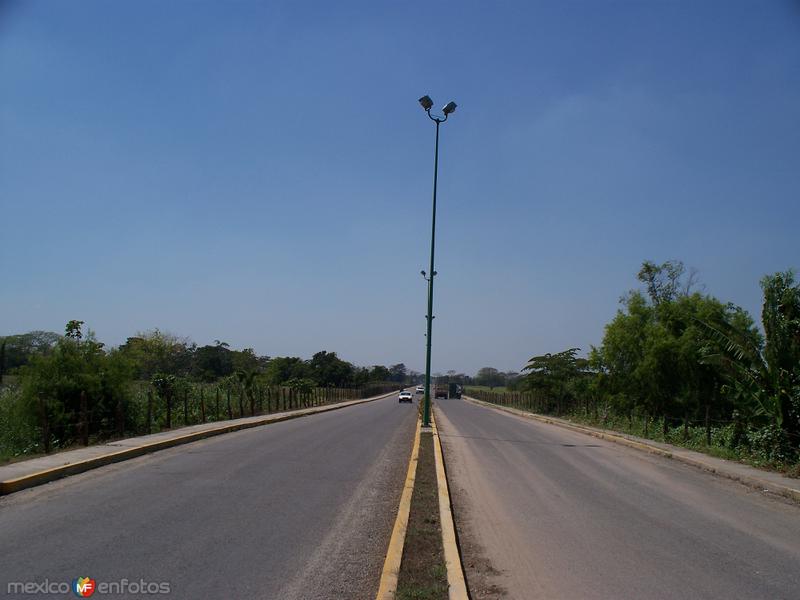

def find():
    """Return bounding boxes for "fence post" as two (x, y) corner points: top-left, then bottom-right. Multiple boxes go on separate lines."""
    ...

(683, 412), (689, 441)
(644, 413), (649, 437)
(227, 389), (233, 420)
(147, 389), (153, 435)
(166, 391), (172, 429)
(116, 394), (124, 437)
(184, 388), (189, 425)
(215, 387), (220, 421)
(200, 387), (206, 424)
(705, 404), (711, 446)
(81, 390), (89, 446)
(39, 394), (50, 453)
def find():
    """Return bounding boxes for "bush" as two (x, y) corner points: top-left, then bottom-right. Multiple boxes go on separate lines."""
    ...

(0, 385), (40, 460)
(745, 424), (797, 464)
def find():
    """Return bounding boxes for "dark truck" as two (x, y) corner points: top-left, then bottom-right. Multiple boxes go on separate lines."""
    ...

(433, 383), (462, 399)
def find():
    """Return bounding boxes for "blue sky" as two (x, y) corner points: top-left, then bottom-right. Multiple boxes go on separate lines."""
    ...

(1, 0), (798, 375)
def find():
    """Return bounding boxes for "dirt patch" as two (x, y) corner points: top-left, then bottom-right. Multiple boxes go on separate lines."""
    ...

(396, 431), (448, 600)
(447, 479), (507, 599)
(436, 407), (507, 599)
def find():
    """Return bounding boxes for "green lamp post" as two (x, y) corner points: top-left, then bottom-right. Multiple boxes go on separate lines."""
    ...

(418, 94), (457, 428)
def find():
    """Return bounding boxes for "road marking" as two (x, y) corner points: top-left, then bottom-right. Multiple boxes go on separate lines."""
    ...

(431, 409), (469, 600)
(0, 392), (396, 496)
(375, 415), (421, 600)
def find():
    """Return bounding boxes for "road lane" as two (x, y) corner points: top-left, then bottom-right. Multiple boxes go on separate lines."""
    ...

(435, 398), (800, 600)
(1, 394), (417, 600)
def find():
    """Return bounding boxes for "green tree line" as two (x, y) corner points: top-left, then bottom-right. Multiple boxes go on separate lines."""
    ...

(0, 323), (410, 460)
(475, 262), (800, 469)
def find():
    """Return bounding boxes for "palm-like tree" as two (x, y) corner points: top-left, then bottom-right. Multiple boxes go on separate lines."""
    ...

(702, 271), (800, 448)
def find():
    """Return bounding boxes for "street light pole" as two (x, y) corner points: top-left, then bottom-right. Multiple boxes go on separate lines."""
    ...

(418, 95), (456, 428)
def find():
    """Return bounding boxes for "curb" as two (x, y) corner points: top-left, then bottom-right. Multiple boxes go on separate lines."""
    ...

(431, 409), (469, 600)
(463, 396), (800, 505)
(376, 416), (422, 600)
(0, 392), (396, 496)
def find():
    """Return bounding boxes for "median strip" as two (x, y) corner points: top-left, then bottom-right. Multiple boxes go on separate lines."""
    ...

(376, 416), (422, 600)
(0, 391), (395, 496)
(377, 406), (469, 600)
(431, 410), (469, 600)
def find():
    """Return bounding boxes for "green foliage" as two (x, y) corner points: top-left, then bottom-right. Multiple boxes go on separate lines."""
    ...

(307, 351), (354, 387)
(519, 262), (800, 469)
(0, 330), (61, 373)
(700, 271), (800, 452)
(474, 367), (504, 389)
(18, 321), (132, 447)
(522, 348), (590, 411)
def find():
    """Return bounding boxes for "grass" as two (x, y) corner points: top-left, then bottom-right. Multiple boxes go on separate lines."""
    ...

(465, 385), (508, 394)
(396, 431), (449, 600)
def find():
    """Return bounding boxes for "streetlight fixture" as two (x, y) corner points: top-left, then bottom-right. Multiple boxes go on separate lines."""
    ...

(418, 94), (456, 428)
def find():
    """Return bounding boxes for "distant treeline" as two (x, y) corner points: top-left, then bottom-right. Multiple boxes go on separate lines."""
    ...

(0, 322), (415, 460)
(0, 326), (416, 388)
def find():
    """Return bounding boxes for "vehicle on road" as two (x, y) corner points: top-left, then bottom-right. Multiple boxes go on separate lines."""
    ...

(434, 384), (448, 399)
(399, 391), (413, 403)
(415, 385), (424, 394)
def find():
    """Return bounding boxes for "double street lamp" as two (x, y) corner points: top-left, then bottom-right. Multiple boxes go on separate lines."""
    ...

(418, 94), (456, 428)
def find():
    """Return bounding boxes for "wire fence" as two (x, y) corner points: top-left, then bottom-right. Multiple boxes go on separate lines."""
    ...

(464, 387), (737, 448)
(1, 382), (399, 458)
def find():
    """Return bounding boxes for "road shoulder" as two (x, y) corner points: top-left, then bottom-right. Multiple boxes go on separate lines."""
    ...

(463, 395), (800, 504)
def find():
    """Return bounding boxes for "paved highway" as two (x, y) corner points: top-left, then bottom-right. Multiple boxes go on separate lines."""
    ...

(0, 395), (417, 599)
(435, 398), (800, 600)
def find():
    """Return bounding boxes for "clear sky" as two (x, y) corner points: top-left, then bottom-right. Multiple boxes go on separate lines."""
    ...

(1, 0), (798, 375)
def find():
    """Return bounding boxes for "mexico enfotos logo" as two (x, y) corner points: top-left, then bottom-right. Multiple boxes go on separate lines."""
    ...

(6, 577), (171, 596)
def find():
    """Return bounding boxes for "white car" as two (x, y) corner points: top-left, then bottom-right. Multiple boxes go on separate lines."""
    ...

(399, 391), (413, 403)
(415, 386), (424, 394)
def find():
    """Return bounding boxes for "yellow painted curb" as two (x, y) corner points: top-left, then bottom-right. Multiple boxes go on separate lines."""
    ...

(0, 392), (396, 496)
(376, 416), (422, 600)
(431, 410), (469, 600)
(464, 396), (800, 505)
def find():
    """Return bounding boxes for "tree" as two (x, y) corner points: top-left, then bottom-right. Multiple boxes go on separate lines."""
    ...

(20, 321), (132, 445)
(263, 357), (309, 386)
(369, 365), (392, 382)
(389, 363), (407, 383)
(192, 343), (234, 382)
(307, 351), (354, 387)
(522, 348), (589, 412)
(118, 330), (193, 380)
(703, 271), (800, 456)
(0, 331), (61, 372)
(474, 367), (504, 389)
(637, 260), (686, 306)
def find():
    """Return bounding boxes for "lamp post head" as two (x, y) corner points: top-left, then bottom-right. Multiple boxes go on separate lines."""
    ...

(418, 95), (434, 111)
(442, 101), (457, 115)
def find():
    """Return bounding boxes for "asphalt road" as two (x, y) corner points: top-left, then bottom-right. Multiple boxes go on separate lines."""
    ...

(435, 398), (800, 600)
(0, 394), (417, 599)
